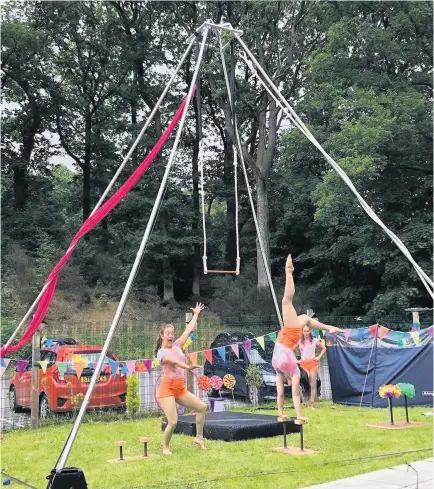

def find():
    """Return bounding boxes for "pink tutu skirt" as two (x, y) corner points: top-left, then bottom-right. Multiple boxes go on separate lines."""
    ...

(272, 342), (300, 378)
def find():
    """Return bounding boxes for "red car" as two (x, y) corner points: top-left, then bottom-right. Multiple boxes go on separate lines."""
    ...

(9, 339), (127, 418)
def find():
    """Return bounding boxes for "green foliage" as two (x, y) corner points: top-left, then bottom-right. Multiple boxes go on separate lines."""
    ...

(126, 373), (140, 416)
(245, 364), (263, 390)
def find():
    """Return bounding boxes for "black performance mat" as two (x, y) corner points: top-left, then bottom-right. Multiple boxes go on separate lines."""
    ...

(170, 411), (301, 442)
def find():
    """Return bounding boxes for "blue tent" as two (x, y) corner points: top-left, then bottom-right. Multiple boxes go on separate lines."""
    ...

(326, 326), (433, 407)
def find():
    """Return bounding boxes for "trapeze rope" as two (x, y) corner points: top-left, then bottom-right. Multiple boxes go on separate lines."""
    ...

(218, 33), (283, 325)
(237, 43), (434, 300)
(199, 36), (241, 275)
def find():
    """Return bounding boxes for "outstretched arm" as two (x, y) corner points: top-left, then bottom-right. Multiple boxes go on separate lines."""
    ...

(160, 355), (201, 371)
(307, 317), (344, 335)
(177, 303), (205, 348)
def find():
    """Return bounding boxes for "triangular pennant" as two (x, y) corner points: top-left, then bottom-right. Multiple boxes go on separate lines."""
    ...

(216, 346), (226, 361)
(268, 332), (277, 343)
(182, 337), (193, 351)
(41, 335), (47, 345)
(126, 360), (136, 375)
(411, 320), (421, 331)
(256, 336), (265, 350)
(17, 360), (29, 376)
(379, 326), (389, 340)
(44, 338), (53, 347)
(109, 360), (119, 378)
(369, 325), (378, 338)
(52, 344), (60, 353)
(39, 361), (49, 374)
(312, 330), (319, 338)
(243, 340), (252, 354)
(203, 350), (213, 365)
(320, 339), (326, 348)
(75, 362), (85, 380)
(0, 359), (11, 378)
(152, 358), (159, 369)
(357, 329), (365, 341)
(344, 329), (351, 342)
(395, 331), (405, 342)
(425, 326), (434, 338)
(231, 344), (239, 358)
(397, 339), (404, 347)
(142, 359), (152, 373)
(57, 362), (67, 379)
(120, 364), (129, 376)
(409, 332), (420, 345)
(188, 352), (198, 365)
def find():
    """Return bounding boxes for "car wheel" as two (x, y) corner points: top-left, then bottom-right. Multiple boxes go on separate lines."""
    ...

(39, 394), (50, 419)
(9, 386), (23, 413)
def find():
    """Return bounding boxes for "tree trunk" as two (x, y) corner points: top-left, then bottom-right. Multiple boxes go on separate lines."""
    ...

(160, 200), (174, 301)
(192, 127), (201, 297)
(82, 112), (92, 222)
(224, 143), (237, 269)
(13, 165), (28, 210)
(256, 174), (271, 288)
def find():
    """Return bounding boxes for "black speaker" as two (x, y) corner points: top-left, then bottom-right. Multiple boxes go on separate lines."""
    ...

(46, 467), (88, 489)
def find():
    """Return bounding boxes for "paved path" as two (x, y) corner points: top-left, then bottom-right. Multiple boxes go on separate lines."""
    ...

(300, 458), (433, 489)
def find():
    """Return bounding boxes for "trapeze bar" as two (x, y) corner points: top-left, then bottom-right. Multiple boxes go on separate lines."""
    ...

(187, 20), (243, 43)
(206, 270), (239, 275)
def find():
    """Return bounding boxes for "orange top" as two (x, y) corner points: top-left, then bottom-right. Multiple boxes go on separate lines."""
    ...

(277, 327), (302, 349)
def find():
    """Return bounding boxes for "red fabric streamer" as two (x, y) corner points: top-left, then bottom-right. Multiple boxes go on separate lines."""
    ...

(1, 91), (194, 357)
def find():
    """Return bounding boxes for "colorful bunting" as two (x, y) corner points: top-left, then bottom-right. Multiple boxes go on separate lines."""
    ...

(44, 338), (53, 347)
(411, 319), (421, 331)
(142, 359), (152, 374)
(369, 325), (378, 338)
(256, 336), (265, 350)
(188, 352), (198, 365)
(108, 360), (119, 378)
(182, 337), (193, 351)
(216, 346), (226, 361)
(75, 362), (85, 380)
(230, 344), (239, 358)
(120, 364), (129, 376)
(39, 361), (49, 374)
(57, 362), (67, 379)
(268, 332), (277, 343)
(203, 350), (213, 365)
(344, 329), (351, 342)
(126, 360), (136, 376)
(379, 326), (389, 340)
(152, 358), (159, 369)
(243, 339), (252, 354)
(357, 329), (365, 341)
(0, 358), (11, 377)
(426, 326), (434, 338)
(17, 360), (29, 376)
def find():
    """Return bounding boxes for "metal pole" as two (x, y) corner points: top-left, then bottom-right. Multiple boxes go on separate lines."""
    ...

(30, 330), (41, 428)
(404, 395), (409, 423)
(55, 28), (209, 472)
(388, 397), (394, 425)
(235, 34), (434, 296)
(3, 39), (197, 353)
(300, 425), (304, 451)
(283, 422), (287, 449)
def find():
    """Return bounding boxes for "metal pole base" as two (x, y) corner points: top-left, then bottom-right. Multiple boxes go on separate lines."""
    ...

(46, 468), (88, 489)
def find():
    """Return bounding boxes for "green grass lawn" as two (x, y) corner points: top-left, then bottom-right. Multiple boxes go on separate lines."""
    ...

(2, 402), (432, 489)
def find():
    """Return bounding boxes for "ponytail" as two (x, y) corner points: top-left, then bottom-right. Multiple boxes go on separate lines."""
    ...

(154, 335), (163, 357)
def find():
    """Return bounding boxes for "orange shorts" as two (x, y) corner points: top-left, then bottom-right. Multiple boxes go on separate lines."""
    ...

(300, 359), (319, 374)
(158, 377), (187, 399)
(277, 327), (302, 349)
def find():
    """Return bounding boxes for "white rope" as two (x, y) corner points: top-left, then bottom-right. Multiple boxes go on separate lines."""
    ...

(237, 44), (434, 300)
(199, 138), (208, 273)
(219, 33), (282, 324)
(218, 35), (241, 274)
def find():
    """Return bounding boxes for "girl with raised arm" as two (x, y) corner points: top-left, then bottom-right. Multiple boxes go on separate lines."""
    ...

(155, 303), (207, 455)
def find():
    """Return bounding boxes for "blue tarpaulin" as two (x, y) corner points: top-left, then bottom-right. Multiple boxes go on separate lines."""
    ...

(326, 326), (433, 407)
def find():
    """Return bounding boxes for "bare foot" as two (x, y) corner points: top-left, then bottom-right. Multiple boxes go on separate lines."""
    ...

(285, 255), (294, 274)
(194, 436), (206, 450)
(163, 448), (172, 455)
(297, 416), (309, 422)
(308, 406), (315, 410)
(277, 414), (289, 421)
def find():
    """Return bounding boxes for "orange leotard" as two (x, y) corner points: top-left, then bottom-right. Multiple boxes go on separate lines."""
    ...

(276, 327), (302, 349)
